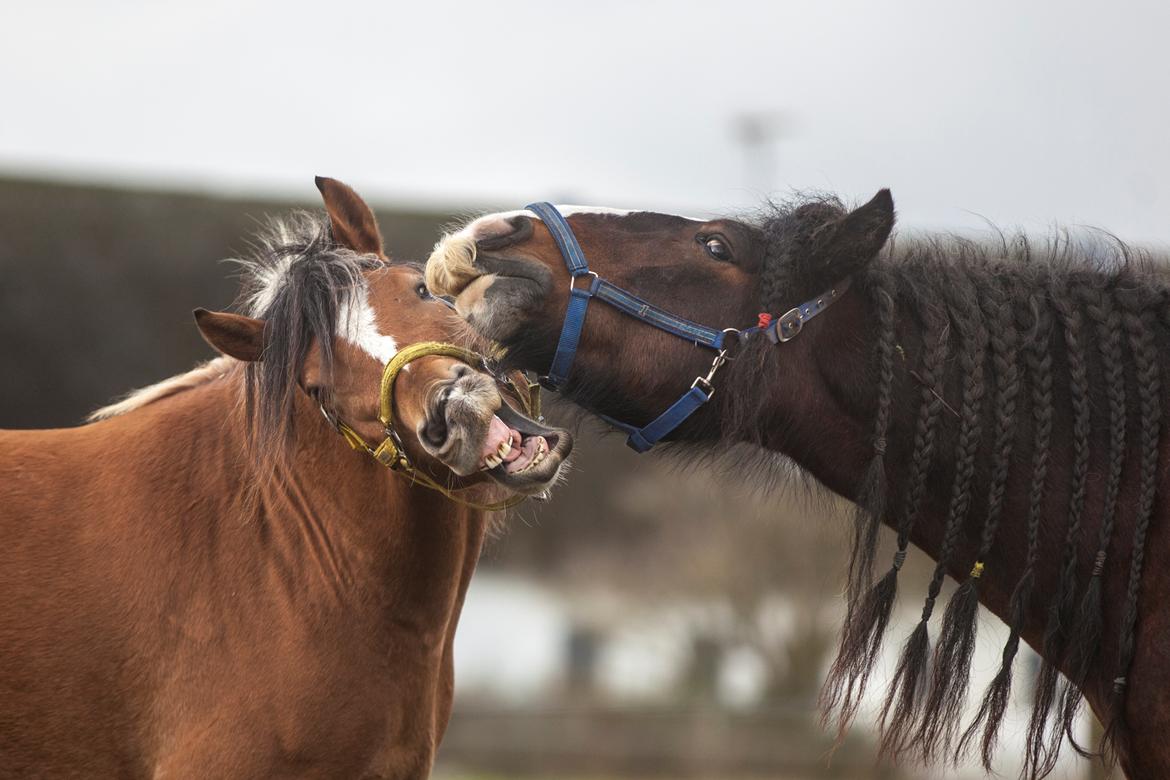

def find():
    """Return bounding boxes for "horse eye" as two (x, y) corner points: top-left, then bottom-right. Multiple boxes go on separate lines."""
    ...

(702, 235), (732, 262)
(415, 282), (431, 300)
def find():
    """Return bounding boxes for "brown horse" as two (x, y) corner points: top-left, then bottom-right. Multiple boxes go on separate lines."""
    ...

(0, 178), (572, 779)
(427, 194), (1170, 778)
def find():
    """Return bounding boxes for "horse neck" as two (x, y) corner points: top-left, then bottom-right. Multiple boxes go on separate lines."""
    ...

(776, 272), (1170, 721)
(745, 287), (1068, 650)
(120, 371), (490, 621)
(735, 289), (881, 498)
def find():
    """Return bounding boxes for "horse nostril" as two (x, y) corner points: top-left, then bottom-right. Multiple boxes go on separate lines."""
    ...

(451, 364), (471, 380)
(424, 385), (453, 447)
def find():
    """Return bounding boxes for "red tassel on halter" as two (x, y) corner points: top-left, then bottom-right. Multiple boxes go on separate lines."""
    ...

(757, 312), (773, 329)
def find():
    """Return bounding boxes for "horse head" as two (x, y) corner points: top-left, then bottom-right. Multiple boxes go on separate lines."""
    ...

(196, 177), (572, 496)
(424, 192), (894, 442)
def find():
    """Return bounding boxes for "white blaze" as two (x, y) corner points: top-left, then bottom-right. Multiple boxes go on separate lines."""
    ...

(337, 285), (399, 365)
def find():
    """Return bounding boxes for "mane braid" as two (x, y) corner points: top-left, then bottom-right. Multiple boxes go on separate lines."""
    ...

(1107, 290), (1162, 748)
(1025, 279), (1093, 779)
(918, 272), (1021, 763)
(960, 284), (1054, 770)
(845, 276), (896, 614)
(1053, 284), (1129, 763)
(880, 273), (988, 761)
(820, 302), (950, 741)
(819, 274), (895, 734)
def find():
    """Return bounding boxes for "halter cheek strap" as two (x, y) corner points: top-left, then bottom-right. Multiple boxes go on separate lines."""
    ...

(533, 201), (727, 390)
(765, 278), (851, 344)
(598, 351), (727, 453)
(526, 201), (848, 453)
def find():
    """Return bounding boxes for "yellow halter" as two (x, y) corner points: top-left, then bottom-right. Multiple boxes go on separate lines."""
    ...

(326, 341), (541, 511)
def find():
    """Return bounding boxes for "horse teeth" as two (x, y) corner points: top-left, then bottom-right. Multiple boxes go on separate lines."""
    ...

(515, 440), (549, 474)
(498, 439), (511, 459)
(483, 453), (501, 470)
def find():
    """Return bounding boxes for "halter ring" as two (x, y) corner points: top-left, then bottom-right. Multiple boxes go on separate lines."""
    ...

(568, 270), (599, 294)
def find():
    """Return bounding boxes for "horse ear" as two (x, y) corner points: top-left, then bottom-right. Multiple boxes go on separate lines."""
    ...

(811, 188), (895, 284)
(314, 176), (386, 258)
(194, 309), (265, 362)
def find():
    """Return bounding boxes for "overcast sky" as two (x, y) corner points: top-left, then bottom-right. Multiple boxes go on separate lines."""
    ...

(4, 1), (1170, 241)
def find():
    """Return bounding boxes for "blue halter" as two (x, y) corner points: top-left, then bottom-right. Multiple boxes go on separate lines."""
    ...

(525, 202), (849, 453)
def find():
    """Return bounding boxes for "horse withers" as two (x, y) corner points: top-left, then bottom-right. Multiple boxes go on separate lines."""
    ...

(0, 178), (572, 778)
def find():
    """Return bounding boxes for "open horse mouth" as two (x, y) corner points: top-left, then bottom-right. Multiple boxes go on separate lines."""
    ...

(476, 401), (570, 490)
(422, 370), (571, 495)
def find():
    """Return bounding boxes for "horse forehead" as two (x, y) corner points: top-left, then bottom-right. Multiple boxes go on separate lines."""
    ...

(363, 268), (460, 346)
(456, 206), (704, 242)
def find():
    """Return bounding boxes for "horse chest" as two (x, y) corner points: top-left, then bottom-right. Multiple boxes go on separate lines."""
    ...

(150, 620), (451, 778)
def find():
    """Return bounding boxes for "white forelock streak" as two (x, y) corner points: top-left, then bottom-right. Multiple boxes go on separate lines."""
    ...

(242, 240), (400, 368)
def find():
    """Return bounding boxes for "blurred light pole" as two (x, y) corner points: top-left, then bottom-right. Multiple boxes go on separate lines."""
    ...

(733, 110), (793, 200)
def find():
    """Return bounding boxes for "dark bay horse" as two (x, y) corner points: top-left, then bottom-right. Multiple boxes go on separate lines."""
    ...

(0, 178), (572, 778)
(427, 193), (1170, 778)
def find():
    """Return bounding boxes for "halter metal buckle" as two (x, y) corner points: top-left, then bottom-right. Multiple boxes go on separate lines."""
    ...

(690, 349), (729, 398)
(691, 376), (714, 395)
(376, 426), (410, 471)
(775, 307), (804, 342)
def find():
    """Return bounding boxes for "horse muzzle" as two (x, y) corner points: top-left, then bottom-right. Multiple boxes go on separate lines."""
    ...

(422, 369), (572, 493)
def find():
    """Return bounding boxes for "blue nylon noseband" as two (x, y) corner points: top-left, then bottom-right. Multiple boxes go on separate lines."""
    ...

(525, 202), (849, 453)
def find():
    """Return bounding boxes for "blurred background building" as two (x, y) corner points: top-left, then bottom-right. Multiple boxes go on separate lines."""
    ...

(6, 2), (1170, 778)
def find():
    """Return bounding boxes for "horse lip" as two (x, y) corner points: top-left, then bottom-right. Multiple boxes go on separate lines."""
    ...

(495, 393), (573, 462)
(487, 394), (574, 491)
(467, 252), (552, 285)
(494, 401), (556, 438)
(422, 386), (453, 449)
